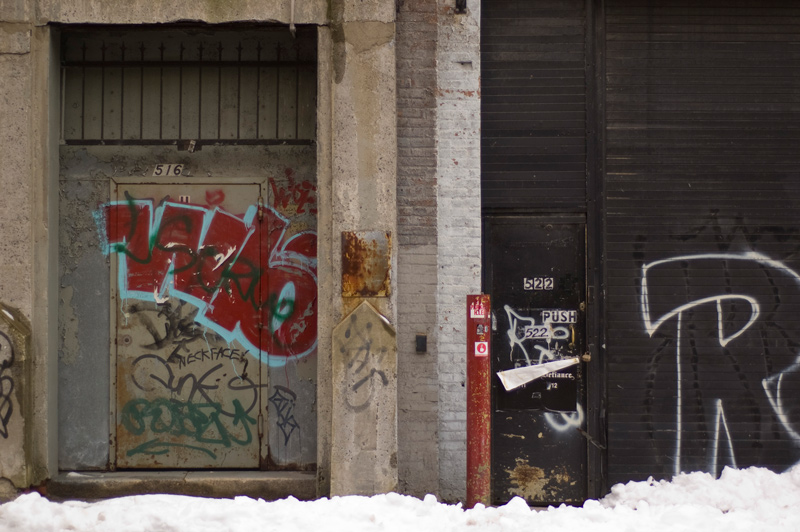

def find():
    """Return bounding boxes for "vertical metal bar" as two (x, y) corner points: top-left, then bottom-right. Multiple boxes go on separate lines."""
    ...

(100, 43), (106, 140)
(256, 42), (262, 139)
(120, 43), (126, 139)
(237, 43), (242, 140)
(466, 294), (491, 508)
(139, 43), (145, 140)
(159, 43), (165, 140)
(179, 43), (184, 140)
(198, 43), (204, 139)
(275, 44), (281, 138)
(295, 43), (300, 139)
(60, 64), (66, 142)
(218, 42), (223, 140)
(586, 0), (608, 499)
(81, 42), (86, 140)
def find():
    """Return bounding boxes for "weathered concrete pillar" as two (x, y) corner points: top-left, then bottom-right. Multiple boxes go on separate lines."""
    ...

(0, 303), (32, 499)
(0, 18), (38, 500)
(332, 302), (397, 494)
(322, 0), (399, 496)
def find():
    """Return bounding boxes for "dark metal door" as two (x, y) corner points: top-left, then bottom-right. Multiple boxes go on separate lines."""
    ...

(485, 217), (587, 505)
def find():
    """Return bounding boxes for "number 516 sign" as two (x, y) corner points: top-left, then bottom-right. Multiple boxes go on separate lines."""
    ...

(152, 164), (185, 177)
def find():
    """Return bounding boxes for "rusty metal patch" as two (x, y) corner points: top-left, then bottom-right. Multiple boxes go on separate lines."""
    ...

(341, 231), (391, 297)
(506, 458), (575, 503)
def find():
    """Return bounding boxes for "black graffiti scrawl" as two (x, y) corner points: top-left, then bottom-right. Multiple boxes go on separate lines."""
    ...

(269, 386), (300, 445)
(0, 331), (15, 439)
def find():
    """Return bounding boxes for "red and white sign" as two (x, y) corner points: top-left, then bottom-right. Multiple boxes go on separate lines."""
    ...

(470, 300), (487, 319)
(474, 341), (489, 357)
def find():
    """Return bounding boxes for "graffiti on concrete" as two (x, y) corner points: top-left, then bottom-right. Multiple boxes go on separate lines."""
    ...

(94, 192), (317, 367)
(269, 168), (317, 215)
(337, 308), (393, 413)
(269, 385), (300, 445)
(0, 331), (14, 439)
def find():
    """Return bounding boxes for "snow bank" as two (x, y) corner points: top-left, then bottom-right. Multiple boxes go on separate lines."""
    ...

(1, 467), (799, 532)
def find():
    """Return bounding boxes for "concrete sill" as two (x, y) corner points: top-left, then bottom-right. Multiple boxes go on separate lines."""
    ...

(47, 470), (317, 502)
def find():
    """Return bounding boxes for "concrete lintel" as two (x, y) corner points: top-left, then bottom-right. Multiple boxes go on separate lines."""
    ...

(337, 0), (395, 25)
(34, 0), (327, 26)
(47, 471), (317, 501)
(0, 24), (31, 54)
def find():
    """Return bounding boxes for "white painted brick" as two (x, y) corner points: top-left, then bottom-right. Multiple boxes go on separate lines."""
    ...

(436, 0), (481, 502)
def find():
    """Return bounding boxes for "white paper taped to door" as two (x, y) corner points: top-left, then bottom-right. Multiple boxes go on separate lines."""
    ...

(497, 357), (580, 391)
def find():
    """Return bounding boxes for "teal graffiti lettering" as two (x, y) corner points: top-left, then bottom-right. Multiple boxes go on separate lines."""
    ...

(121, 397), (256, 458)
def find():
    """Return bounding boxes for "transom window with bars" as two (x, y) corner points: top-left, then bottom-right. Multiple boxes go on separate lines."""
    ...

(61, 26), (317, 147)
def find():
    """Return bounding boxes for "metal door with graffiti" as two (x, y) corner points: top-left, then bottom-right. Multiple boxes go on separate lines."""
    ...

(484, 216), (587, 504)
(96, 178), (318, 469)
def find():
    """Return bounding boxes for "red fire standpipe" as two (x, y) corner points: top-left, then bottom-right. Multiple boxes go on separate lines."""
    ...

(466, 294), (491, 508)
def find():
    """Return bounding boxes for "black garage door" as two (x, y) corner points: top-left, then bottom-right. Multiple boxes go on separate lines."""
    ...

(604, 0), (800, 486)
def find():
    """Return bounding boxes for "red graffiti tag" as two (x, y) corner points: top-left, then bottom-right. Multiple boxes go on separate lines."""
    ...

(98, 194), (317, 365)
(205, 189), (226, 206)
(269, 168), (317, 214)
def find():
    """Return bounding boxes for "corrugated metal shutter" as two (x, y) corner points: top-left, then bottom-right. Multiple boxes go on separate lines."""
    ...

(481, 0), (588, 212)
(605, 0), (800, 485)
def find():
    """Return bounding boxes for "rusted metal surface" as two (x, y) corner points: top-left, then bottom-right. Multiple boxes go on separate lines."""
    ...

(341, 231), (391, 297)
(506, 459), (574, 503)
(466, 294), (491, 508)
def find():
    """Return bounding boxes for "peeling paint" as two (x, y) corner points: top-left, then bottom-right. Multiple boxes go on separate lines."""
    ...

(341, 231), (391, 297)
(58, 286), (80, 366)
(506, 459), (546, 501)
(506, 459), (574, 503)
(342, 21), (395, 54)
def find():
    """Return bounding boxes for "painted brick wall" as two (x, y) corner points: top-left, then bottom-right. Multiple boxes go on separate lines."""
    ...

(396, 0), (441, 497)
(435, 0), (481, 502)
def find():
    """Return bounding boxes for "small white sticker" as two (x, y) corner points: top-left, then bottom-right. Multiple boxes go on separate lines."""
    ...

(475, 341), (489, 357)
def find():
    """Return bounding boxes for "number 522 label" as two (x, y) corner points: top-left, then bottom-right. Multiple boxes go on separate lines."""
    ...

(524, 277), (553, 291)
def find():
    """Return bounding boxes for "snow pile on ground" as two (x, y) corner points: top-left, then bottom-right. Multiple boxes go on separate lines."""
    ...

(1, 466), (798, 532)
